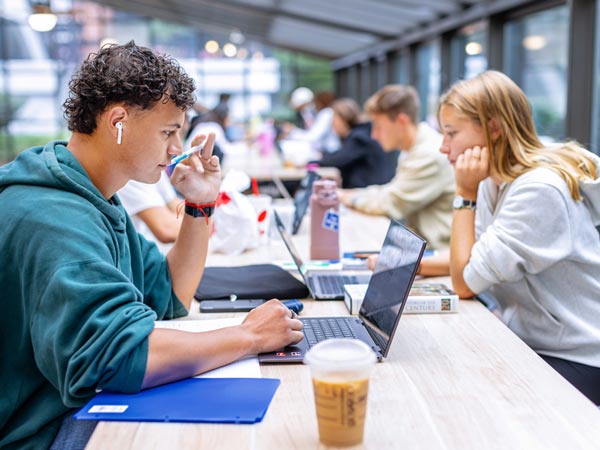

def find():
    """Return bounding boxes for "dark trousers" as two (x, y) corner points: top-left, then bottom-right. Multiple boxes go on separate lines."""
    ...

(540, 354), (600, 405)
(50, 412), (98, 450)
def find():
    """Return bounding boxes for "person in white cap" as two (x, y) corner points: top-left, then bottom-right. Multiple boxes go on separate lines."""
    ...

(285, 89), (340, 154)
(289, 86), (316, 129)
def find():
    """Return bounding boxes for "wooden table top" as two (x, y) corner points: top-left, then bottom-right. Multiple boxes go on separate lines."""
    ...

(86, 210), (600, 449)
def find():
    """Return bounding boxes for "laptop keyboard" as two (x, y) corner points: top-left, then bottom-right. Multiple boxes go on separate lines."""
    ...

(302, 317), (357, 347)
(314, 275), (360, 295)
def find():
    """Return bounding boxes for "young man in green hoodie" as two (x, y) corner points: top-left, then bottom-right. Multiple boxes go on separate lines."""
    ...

(0, 41), (303, 450)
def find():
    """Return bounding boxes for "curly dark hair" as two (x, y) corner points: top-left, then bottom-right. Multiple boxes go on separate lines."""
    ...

(63, 41), (196, 134)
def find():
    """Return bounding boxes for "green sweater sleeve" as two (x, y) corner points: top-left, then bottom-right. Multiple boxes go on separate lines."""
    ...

(133, 229), (188, 320)
(31, 260), (158, 406)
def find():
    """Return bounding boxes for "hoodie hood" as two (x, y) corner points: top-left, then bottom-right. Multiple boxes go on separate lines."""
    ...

(0, 140), (125, 230)
(580, 152), (600, 225)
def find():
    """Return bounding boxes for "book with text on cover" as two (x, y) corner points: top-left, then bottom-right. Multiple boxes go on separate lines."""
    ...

(344, 283), (459, 315)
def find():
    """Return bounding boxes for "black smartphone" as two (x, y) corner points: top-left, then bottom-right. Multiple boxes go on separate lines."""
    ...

(199, 299), (267, 313)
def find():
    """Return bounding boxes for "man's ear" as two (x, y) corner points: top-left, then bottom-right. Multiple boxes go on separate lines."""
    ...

(394, 112), (411, 127)
(488, 118), (501, 141)
(106, 106), (128, 143)
(107, 106), (127, 129)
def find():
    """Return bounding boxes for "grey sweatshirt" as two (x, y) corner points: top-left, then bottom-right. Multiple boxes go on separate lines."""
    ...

(464, 155), (600, 367)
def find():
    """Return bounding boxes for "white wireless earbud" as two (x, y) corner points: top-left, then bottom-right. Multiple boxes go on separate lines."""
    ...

(116, 122), (123, 145)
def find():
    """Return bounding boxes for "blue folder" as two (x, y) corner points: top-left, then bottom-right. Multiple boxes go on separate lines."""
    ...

(75, 377), (280, 424)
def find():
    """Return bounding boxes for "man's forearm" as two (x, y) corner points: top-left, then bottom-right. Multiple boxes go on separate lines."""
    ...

(166, 215), (211, 309)
(143, 300), (304, 389)
(142, 326), (252, 389)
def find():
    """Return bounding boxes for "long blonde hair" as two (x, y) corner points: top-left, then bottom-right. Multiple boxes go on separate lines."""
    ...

(439, 70), (596, 200)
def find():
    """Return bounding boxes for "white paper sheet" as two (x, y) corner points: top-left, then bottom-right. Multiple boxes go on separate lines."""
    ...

(154, 318), (262, 378)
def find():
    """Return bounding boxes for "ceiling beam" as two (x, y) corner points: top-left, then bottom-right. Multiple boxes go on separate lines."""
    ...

(332, 0), (535, 69)
(214, 0), (396, 38)
(374, 0), (464, 15)
(99, 0), (341, 58)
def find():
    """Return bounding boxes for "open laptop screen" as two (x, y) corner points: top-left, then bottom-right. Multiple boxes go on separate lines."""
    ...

(274, 211), (309, 281)
(358, 222), (426, 355)
(292, 170), (320, 234)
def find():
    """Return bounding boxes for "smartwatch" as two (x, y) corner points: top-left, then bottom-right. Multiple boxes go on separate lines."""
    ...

(184, 201), (216, 219)
(453, 195), (476, 210)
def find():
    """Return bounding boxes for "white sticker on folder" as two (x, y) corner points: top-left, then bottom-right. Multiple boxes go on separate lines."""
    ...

(88, 405), (129, 413)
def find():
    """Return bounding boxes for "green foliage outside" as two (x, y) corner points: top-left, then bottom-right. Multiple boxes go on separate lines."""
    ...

(0, 94), (25, 129)
(0, 93), (69, 164)
(276, 51), (334, 92)
(0, 133), (69, 165)
(530, 98), (565, 141)
(270, 49), (334, 123)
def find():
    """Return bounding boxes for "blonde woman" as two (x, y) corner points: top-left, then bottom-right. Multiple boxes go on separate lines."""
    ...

(439, 70), (600, 404)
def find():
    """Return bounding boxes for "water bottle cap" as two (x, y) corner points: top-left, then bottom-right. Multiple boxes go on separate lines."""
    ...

(313, 179), (336, 193)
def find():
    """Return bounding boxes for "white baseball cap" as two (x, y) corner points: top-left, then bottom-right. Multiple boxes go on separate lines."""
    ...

(290, 87), (314, 109)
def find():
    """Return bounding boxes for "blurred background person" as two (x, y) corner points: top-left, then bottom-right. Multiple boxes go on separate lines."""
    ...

(185, 108), (227, 162)
(289, 86), (316, 129)
(338, 84), (455, 251)
(309, 97), (396, 188)
(118, 171), (182, 252)
(283, 89), (340, 154)
(212, 92), (231, 119)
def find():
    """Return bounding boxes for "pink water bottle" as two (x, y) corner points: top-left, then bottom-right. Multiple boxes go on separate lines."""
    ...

(310, 179), (340, 260)
(257, 119), (275, 156)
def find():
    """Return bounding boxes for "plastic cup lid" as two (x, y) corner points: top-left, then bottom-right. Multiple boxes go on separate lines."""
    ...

(304, 338), (377, 372)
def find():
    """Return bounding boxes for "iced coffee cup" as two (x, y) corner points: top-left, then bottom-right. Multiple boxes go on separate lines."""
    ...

(304, 339), (377, 447)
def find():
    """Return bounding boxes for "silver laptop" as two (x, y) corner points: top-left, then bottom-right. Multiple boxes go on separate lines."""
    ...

(274, 210), (371, 300)
(259, 219), (427, 363)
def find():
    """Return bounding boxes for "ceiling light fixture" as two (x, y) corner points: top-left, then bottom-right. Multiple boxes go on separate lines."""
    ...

(223, 43), (237, 57)
(229, 29), (245, 45)
(28, 3), (58, 32)
(205, 40), (219, 54)
(523, 35), (547, 51)
(465, 42), (482, 56)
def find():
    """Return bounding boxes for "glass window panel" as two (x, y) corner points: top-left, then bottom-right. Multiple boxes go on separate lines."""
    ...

(416, 39), (440, 126)
(0, 4), (64, 161)
(370, 59), (380, 91)
(360, 61), (371, 104)
(504, 6), (569, 141)
(0, 0), (338, 161)
(592, 3), (600, 154)
(394, 50), (409, 84)
(449, 21), (488, 85)
(347, 65), (359, 100)
(150, 20), (199, 59)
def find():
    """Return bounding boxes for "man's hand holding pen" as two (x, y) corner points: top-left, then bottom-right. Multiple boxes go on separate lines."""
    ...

(170, 133), (221, 205)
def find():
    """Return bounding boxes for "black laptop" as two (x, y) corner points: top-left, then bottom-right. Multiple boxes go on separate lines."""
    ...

(274, 210), (371, 300)
(291, 169), (320, 234)
(258, 219), (426, 363)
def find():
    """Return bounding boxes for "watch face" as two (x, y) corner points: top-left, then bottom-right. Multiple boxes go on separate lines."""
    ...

(453, 196), (463, 209)
(453, 196), (476, 210)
